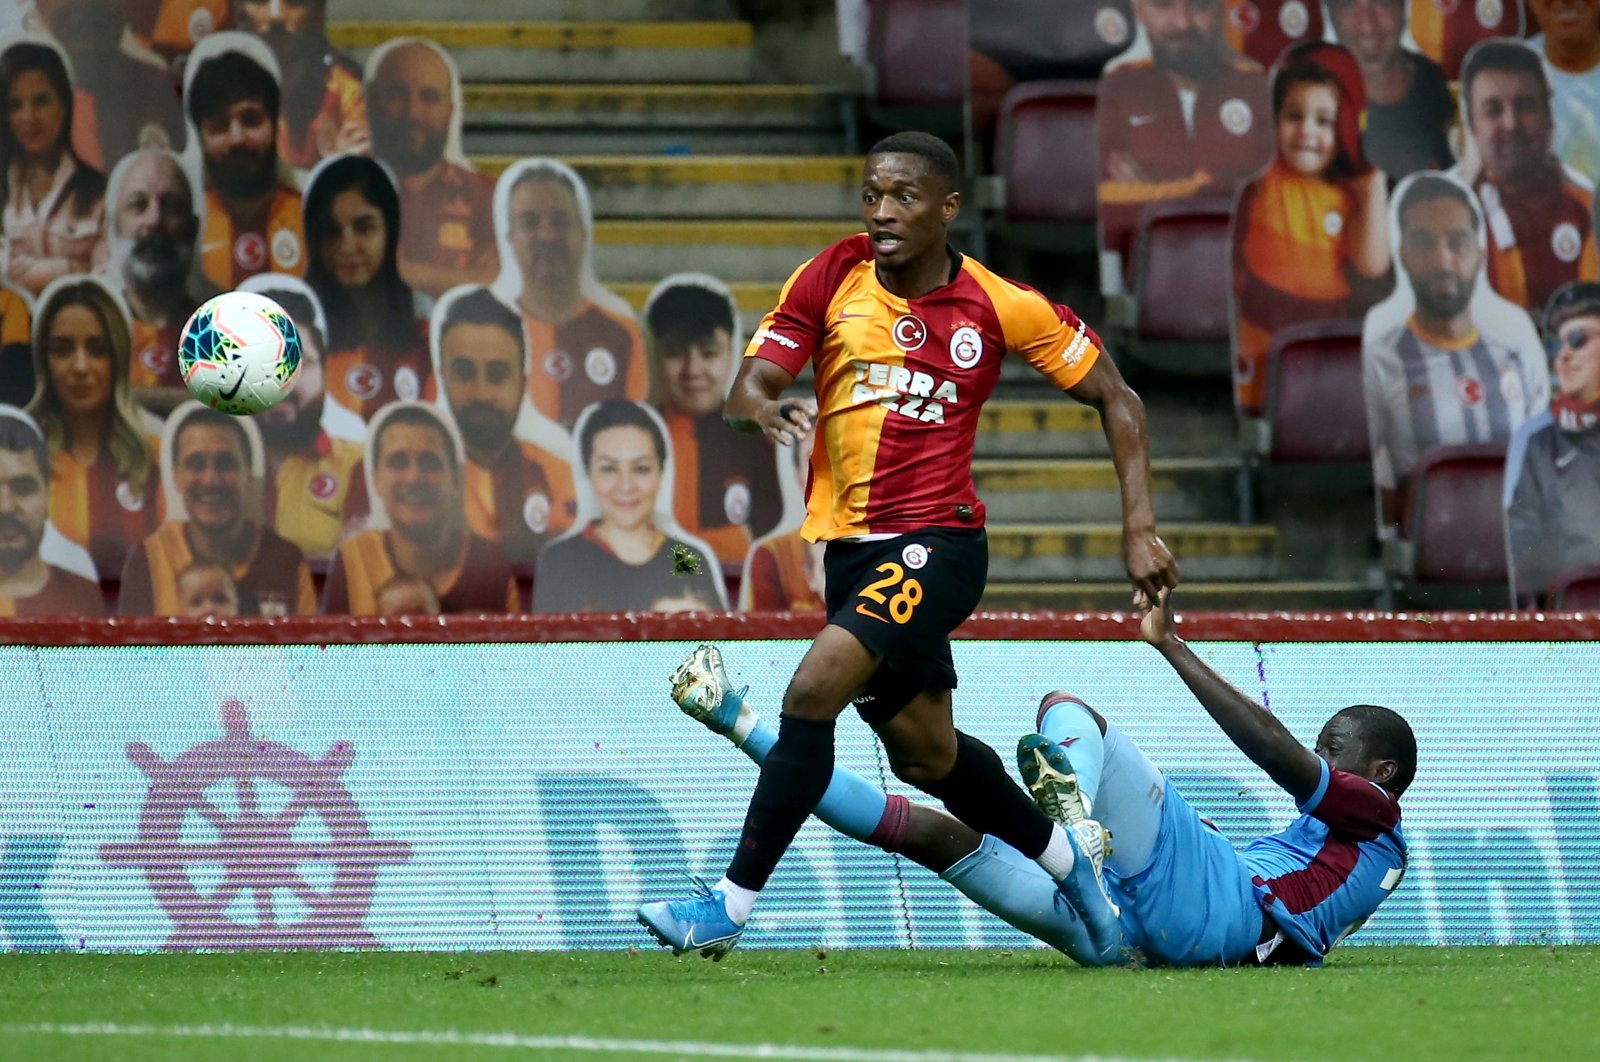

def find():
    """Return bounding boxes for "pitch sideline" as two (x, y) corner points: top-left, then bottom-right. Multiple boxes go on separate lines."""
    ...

(0, 1022), (1264, 1062)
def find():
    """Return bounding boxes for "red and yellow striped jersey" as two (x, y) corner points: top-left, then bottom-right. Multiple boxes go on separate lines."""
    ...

(744, 235), (1103, 541)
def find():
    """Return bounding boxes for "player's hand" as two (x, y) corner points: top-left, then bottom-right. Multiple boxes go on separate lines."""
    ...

(757, 398), (815, 446)
(1135, 587), (1178, 647)
(1124, 528), (1178, 600)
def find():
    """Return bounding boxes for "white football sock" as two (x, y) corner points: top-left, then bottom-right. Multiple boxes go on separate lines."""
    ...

(1034, 823), (1077, 881)
(714, 877), (758, 924)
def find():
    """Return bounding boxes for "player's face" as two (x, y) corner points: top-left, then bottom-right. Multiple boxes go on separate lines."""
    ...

(442, 321), (524, 453)
(508, 178), (585, 294)
(320, 188), (388, 290)
(1400, 197), (1481, 320)
(237, 0), (317, 40)
(1134, 0), (1224, 78)
(659, 328), (733, 417)
(368, 45), (453, 176)
(1328, 0), (1405, 67)
(199, 98), (279, 199)
(1555, 314), (1600, 399)
(7, 69), (65, 158)
(177, 566), (240, 618)
(1313, 714), (1393, 787)
(1468, 69), (1554, 185)
(1277, 82), (1339, 177)
(1528, 0), (1600, 50)
(45, 304), (113, 417)
(375, 421), (456, 539)
(588, 424), (661, 533)
(0, 447), (47, 571)
(860, 153), (958, 271)
(174, 423), (248, 534)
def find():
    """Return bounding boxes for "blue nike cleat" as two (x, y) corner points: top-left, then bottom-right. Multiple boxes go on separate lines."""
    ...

(637, 877), (745, 960)
(670, 645), (753, 739)
(1057, 819), (1123, 959)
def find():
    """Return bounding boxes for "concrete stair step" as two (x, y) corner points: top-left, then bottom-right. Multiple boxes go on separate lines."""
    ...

(591, 219), (859, 282)
(981, 579), (1375, 612)
(461, 84), (852, 156)
(327, 21), (753, 83)
(336, 0), (736, 19)
(473, 155), (860, 219)
(974, 458), (1241, 523)
(974, 398), (1239, 459)
(987, 523), (1279, 582)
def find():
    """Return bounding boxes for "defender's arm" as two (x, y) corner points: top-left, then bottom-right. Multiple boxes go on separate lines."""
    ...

(1138, 588), (1323, 801)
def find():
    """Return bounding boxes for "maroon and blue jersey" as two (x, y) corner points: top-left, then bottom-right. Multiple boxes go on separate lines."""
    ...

(1243, 759), (1407, 964)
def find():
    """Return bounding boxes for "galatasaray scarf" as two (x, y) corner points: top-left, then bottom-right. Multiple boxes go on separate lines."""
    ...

(1552, 392), (1600, 433)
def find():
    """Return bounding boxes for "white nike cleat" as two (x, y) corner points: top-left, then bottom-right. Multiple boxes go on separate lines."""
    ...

(670, 645), (756, 741)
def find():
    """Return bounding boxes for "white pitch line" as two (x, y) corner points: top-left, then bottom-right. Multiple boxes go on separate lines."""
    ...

(0, 1023), (1258, 1062)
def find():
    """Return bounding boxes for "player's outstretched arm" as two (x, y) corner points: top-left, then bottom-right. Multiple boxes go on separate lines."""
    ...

(1138, 589), (1323, 802)
(723, 357), (816, 445)
(1066, 356), (1179, 597)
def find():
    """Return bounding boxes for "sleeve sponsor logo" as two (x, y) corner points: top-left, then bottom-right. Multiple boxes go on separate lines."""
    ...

(753, 329), (800, 350)
(1062, 329), (1092, 368)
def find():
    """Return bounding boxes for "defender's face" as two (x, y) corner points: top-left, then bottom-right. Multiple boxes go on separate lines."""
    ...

(175, 423), (248, 534)
(659, 328), (733, 417)
(1313, 714), (1370, 776)
(1556, 313), (1600, 399)
(860, 152), (957, 271)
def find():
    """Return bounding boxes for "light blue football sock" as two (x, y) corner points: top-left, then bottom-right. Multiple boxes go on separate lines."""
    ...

(941, 836), (1123, 966)
(736, 718), (887, 843)
(1038, 699), (1105, 805)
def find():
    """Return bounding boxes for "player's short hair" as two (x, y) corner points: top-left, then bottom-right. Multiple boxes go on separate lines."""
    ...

(1461, 40), (1549, 112)
(578, 400), (666, 470)
(440, 287), (525, 361)
(645, 283), (735, 355)
(374, 404), (459, 471)
(1396, 174), (1481, 234)
(0, 410), (47, 483)
(186, 50), (280, 127)
(1335, 704), (1417, 796)
(1545, 281), (1600, 334)
(866, 131), (960, 191)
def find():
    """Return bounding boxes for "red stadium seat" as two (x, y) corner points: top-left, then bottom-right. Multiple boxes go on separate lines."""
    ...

(1263, 319), (1369, 464)
(1120, 198), (1234, 374)
(1225, 0), (1326, 69)
(974, 0), (1134, 81)
(1548, 566), (1600, 610)
(1397, 443), (1510, 606)
(865, 0), (974, 174)
(992, 80), (1099, 251)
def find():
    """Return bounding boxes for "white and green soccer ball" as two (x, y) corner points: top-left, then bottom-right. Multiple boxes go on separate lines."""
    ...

(177, 290), (303, 416)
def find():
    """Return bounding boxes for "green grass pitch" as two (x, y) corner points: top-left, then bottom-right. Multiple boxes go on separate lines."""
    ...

(3, 947), (1597, 1061)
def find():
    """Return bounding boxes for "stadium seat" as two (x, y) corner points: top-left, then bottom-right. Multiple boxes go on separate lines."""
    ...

(1225, 0), (1325, 69)
(864, 0), (976, 171)
(973, 0), (1134, 81)
(1260, 319), (1369, 464)
(1548, 566), (1600, 610)
(990, 80), (1099, 252)
(1116, 198), (1235, 375)
(1236, 318), (1371, 526)
(1393, 443), (1510, 608)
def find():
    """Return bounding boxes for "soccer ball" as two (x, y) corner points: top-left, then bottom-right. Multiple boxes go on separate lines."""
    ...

(177, 291), (303, 416)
